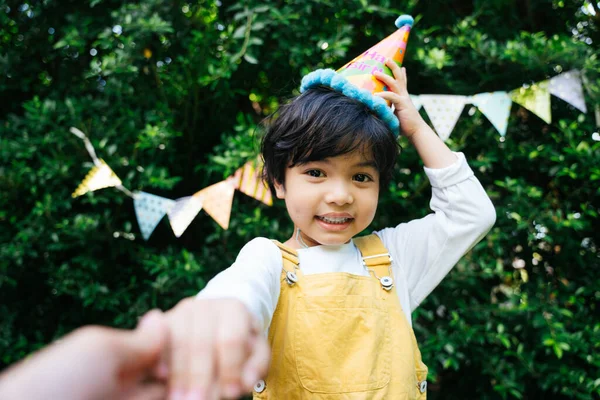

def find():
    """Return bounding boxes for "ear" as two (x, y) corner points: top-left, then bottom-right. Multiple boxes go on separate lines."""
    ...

(274, 180), (285, 199)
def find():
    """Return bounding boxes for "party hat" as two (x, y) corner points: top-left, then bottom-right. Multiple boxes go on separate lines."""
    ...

(300, 15), (414, 136)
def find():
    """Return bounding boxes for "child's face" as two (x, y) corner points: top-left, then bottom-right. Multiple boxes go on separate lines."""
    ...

(274, 149), (380, 247)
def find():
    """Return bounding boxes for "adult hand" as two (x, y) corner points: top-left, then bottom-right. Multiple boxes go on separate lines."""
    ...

(164, 297), (270, 400)
(0, 309), (168, 400)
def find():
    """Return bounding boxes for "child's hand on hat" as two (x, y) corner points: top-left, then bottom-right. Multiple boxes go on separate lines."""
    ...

(161, 297), (270, 400)
(373, 59), (429, 140)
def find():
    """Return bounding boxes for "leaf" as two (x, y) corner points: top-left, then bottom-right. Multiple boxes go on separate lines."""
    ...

(243, 53), (258, 64)
(251, 22), (266, 31)
(233, 25), (246, 39)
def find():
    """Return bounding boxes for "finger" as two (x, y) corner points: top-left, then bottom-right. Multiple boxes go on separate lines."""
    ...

(216, 301), (253, 399)
(150, 354), (169, 381)
(384, 59), (408, 94)
(116, 310), (168, 379)
(372, 69), (402, 94)
(122, 382), (167, 400)
(373, 91), (405, 106)
(140, 310), (170, 381)
(384, 57), (402, 75)
(241, 333), (271, 392)
(185, 300), (217, 399)
(166, 301), (194, 397)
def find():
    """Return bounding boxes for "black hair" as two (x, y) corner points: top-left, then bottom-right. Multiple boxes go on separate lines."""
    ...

(261, 86), (400, 195)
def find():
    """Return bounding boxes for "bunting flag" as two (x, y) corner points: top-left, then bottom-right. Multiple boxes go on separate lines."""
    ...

(72, 159), (122, 198)
(510, 81), (552, 124)
(133, 192), (175, 240)
(549, 70), (587, 113)
(472, 91), (513, 136)
(410, 94), (422, 111)
(197, 179), (236, 230)
(233, 160), (273, 206)
(68, 68), (591, 238)
(419, 95), (467, 141)
(167, 195), (204, 238)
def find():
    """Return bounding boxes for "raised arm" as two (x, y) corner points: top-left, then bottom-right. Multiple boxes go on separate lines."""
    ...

(377, 153), (496, 310)
(374, 59), (496, 310)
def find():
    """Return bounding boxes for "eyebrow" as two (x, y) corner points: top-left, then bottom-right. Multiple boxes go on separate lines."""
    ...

(354, 161), (378, 169)
(313, 159), (378, 169)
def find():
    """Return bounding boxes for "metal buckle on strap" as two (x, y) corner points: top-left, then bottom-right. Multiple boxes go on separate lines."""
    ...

(361, 252), (393, 266)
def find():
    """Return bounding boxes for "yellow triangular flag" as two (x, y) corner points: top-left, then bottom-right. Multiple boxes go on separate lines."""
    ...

(233, 159), (273, 206)
(510, 80), (551, 124)
(197, 179), (236, 230)
(72, 159), (122, 198)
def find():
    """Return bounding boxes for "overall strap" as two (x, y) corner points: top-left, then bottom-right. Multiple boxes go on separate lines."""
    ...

(271, 240), (302, 287)
(353, 234), (393, 268)
(272, 240), (299, 267)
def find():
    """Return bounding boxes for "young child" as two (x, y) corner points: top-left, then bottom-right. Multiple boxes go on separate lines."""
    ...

(162, 16), (495, 400)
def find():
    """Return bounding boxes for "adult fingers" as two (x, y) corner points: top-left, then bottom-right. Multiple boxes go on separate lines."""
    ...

(150, 353), (169, 381)
(241, 333), (271, 392)
(215, 300), (254, 399)
(165, 300), (196, 398)
(122, 382), (167, 400)
(115, 310), (169, 379)
(185, 299), (217, 399)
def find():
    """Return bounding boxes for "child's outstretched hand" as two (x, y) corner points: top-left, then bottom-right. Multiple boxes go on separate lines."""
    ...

(162, 297), (270, 400)
(373, 59), (428, 139)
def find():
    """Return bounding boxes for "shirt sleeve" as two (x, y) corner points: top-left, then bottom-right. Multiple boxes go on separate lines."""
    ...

(376, 152), (496, 311)
(196, 237), (282, 332)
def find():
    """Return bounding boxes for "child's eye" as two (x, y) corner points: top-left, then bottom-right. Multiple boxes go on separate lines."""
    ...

(353, 174), (373, 183)
(306, 169), (325, 178)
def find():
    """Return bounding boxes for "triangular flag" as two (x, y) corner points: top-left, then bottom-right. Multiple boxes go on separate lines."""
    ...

(72, 159), (122, 198)
(510, 80), (551, 124)
(419, 95), (466, 141)
(410, 94), (422, 111)
(549, 70), (587, 113)
(167, 195), (204, 238)
(133, 192), (175, 240)
(472, 91), (512, 136)
(197, 179), (236, 230)
(233, 160), (273, 206)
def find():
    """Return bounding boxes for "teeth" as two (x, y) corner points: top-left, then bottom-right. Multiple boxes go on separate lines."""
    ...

(319, 216), (352, 224)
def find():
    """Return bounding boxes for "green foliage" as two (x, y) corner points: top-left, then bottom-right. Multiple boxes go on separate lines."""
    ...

(1, 0), (599, 398)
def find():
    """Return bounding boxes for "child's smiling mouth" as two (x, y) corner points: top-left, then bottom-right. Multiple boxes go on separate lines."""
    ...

(315, 213), (355, 230)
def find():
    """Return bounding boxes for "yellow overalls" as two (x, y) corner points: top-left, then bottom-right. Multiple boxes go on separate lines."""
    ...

(253, 234), (429, 399)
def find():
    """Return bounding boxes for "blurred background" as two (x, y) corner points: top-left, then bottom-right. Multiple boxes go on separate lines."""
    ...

(1, 0), (599, 398)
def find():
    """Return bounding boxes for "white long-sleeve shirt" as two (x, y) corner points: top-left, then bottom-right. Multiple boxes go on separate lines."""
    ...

(198, 152), (496, 331)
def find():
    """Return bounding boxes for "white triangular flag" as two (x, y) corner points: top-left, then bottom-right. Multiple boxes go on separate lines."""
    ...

(549, 70), (587, 113)
(419, 95), (466, 141)
(472, 92), (512, 136)
(167, 195), (204, 238)
(133, 192), (175, 240)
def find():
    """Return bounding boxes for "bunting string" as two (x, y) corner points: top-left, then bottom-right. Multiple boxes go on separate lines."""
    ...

(70, 129), (274, 240)
(70, 69), (593, 240)
(410, 69), (591, 140)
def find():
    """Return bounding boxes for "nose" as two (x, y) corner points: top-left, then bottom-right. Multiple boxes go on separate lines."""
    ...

(324, 180), (354, 206)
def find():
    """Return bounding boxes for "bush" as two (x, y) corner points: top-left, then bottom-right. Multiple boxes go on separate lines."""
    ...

(1, 0), (598, 398)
